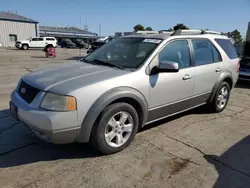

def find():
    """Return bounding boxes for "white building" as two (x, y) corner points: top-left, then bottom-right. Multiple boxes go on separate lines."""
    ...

(0, 11), (39, 47)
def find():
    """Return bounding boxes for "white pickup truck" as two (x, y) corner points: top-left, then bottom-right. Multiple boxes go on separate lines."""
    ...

(15, 37), (57, 50)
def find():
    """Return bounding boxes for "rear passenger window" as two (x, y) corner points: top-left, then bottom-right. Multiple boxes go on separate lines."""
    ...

(159, 40), (191, 69)
(46, 38), (55, 41)
(215, 39), (238, 59)
(211, 44), (222, 62)
(38, 38), (44, 41)
(192, 39), (221, 66)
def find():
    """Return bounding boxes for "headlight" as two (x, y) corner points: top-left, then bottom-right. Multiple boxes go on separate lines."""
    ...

(40, 93), (77, 111)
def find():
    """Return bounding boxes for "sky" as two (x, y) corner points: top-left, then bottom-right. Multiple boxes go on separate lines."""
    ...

(1, 0), (250, 37)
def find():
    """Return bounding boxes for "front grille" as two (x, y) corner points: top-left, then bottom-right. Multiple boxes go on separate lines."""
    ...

(17, 80), (40, 104)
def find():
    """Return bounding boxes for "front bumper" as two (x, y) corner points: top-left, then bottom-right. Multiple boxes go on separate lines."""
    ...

(239, 71), (250, 81)
(10, 90), (80, 144)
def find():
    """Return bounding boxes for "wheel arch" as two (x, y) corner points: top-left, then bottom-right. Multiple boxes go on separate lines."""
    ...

(208, 71), (233, 103)
(76, 87), (148, 142)
(22, 43), (29, 47)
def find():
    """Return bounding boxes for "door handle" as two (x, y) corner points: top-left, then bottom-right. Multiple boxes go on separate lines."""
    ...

(216, 67), (222, 72)
(183, 74), (192, 80)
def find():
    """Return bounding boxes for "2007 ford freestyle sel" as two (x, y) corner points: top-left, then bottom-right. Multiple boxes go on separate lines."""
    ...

(10, 29), (239, 154)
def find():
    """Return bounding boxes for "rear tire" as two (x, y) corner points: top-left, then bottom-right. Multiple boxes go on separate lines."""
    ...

(209, 82), (231, 113)
(91, 103), (139, 154)
(22, 44), (28, 50)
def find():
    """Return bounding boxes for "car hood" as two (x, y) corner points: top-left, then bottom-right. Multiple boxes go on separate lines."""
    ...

(18, 40), (29, 43)
(22, 62), (129, 94)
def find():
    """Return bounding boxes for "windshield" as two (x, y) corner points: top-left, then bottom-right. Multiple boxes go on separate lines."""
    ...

(84, 38), (160, 69)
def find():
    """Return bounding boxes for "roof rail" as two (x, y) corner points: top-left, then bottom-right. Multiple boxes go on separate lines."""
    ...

(136, 30), (159, 34)
(171, 29), (223, 36)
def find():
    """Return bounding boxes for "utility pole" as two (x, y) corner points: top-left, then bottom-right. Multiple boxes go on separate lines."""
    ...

(99, 24), (101, 36)
(80, 16), (82, 30)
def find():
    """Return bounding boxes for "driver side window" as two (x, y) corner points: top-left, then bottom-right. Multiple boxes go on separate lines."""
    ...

(159, 40), (191, 69)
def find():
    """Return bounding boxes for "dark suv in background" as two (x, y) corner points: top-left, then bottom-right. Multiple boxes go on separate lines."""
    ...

(87, 36), (114, 54)
(61, 39), (76, 48)
(237, 42), (250, 81)
(71, 38), (89, 49)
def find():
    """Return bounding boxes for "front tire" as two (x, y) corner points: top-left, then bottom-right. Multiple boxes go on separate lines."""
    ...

(210, 82), (231, 113)
(22, 44), (28, 50)
(91, 103), (139, 154)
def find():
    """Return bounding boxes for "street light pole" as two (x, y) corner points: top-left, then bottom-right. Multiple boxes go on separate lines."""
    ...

(99, 24), (101, 36)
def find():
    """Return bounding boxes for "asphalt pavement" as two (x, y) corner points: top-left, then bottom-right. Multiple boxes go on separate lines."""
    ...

(0, 48), (250, 188)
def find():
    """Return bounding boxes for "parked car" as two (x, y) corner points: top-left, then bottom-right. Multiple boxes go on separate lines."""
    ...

(87, 41), (106, 54)
(87, 37), (114, 54)
(61, 39), (76, 48)
(15, 37), (57, 50)
(238, 41), (250, 81)
(10, 30), (239, 154)
(71, 38), (89, 49)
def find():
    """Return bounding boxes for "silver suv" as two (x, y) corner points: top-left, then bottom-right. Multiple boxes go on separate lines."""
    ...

(10, 30), (239, 154)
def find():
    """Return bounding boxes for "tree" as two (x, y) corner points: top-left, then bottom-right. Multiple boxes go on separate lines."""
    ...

(173, 23), (189, 31)
(229, 30), (243, 44)
(134, 24), (145, 32)
(145, 27), (153, 31)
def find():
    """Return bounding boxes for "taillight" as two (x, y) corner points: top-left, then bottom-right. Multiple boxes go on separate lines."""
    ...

(237, 59), (240, 72)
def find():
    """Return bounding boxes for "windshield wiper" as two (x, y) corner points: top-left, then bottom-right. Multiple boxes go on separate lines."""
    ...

(92, 59), (124, 70)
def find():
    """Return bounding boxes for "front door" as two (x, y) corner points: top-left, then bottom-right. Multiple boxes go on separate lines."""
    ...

(29, 38), (38, 47)
(148, 39), (195, 122)
(191, 39), (223, 96)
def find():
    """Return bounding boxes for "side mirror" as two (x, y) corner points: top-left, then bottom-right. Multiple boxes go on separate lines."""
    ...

(157, 61), (179, 73)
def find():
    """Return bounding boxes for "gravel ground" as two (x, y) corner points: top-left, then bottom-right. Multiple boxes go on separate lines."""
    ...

(0, 48), (250, 188)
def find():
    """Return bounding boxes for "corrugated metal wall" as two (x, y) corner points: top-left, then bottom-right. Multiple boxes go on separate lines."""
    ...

(0, 20), (36, 47)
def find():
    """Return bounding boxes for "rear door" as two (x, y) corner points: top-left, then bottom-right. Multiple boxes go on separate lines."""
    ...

(191, 39), (223, 97)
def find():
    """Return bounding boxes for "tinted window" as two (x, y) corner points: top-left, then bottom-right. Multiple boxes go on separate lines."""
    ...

(215, 39), (238, 59)
(192, 40), (216, 66)
(46, 38), (55, 41)
(31, 38), (38, 41)
(159, 40), (191, 69)
(211, 43), (222, 62)
(38, 38), (44, 41)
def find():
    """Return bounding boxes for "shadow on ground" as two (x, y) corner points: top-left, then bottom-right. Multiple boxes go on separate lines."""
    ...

(65, 56), (85, 61)
(30, 56), (48, 58)
(235, 81), (250, 89)
(0, 104), (214, 169)
(5, 48), (43, 51)
(205, 135), (250, 187)
(0, 109), (101, 168)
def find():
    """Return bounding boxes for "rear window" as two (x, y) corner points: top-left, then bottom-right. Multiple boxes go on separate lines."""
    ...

(215, 39), (238, 59)
(46, 38), (55, 41)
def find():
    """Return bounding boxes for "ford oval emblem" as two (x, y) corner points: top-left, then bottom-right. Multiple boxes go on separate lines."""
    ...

(21, 87), (26, 94)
